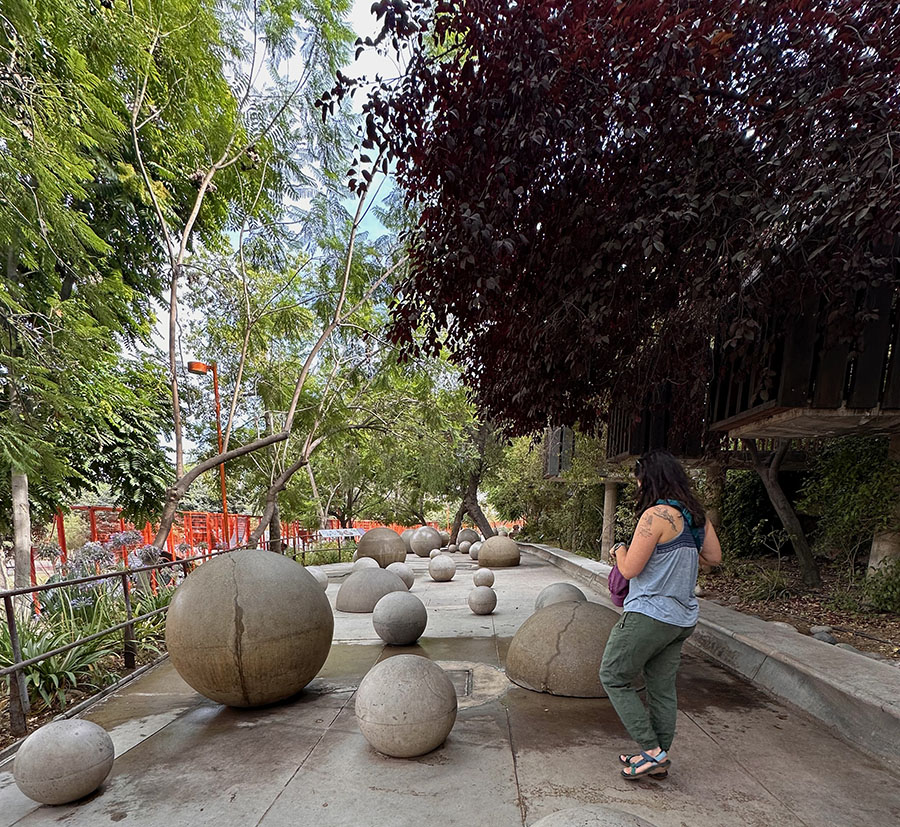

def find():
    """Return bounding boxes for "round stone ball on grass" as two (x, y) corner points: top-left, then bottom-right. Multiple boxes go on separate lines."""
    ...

(469, 541), (482, 561)
(457, 528), (480, 545)
(410, 525), (442, 557)
(473, 567), (494, 587)
(534, 582), (587, 611)
(356, 527), (407, 567)
(468, 586), (497, 615)
(386, 561), (414, 589)
(373, 592), (428, 644)
(400, 528), (416, 554)
(478, 535), (520, 568)
(14, 720), (114, 805)
(166, 549), (333, 707)
(355, 655), (458, 758)
(306, 566), (329, 590)
(429, 554), (456, 582)
(353, 556), (380, 572)
(336, 568), (408, 613)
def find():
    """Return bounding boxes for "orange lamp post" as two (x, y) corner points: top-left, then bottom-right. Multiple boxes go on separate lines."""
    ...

(187, 360), (229, 549)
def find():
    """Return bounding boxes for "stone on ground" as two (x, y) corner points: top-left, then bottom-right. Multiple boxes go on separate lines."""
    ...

(386, 561), (414, 588)
(429, 554), (456, 582)
(410, 525), (442, 557)
(352, 556), (380, 571)
(356, 527), (407, 566)
(372, 591), (427, 645)
(457, 528), (480, 545)
(335, 568), (408, 613)
(478, 535), (520, 568)
(534, 582), (587, 611)
(468, 585), (497, 615)
(473, 567), (494, 587)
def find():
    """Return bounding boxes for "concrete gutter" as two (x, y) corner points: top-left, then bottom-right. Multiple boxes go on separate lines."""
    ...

(519, 542), (900, 766)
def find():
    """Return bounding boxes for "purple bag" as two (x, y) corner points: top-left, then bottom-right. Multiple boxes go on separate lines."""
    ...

(608, 564), (629, 607)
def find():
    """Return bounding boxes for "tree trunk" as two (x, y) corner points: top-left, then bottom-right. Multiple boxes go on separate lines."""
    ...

(269, 500), (282, 554)
(463, 491), (494, 538)
(449, 501), (465, 543)
(307, 462), (328, 529)
(748, 439), (821, 587)
(11, 469), (31, 590)
(601, 479), (618, 562)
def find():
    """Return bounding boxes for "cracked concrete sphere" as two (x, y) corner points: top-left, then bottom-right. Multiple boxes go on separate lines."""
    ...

(478, 535), (520, 568)
(534, 582), (587, 611)
(165, 549), (333, 707)
(468, 585), (497, 615)
(506, 601), (631, 698)
(355, 655), (458, 757)
(459, 541), (472, 555)
(410, 526), (442, 557)
(457, 528), (480, 545)
(356, 527), (407, 567)
(306, 566), (329, 590)
(429, 554), (456, 582)
(400, 528), (416, 553)
(386, 561), (414, 589)
(473, 567), (494, 587)
(469, 541), (482, 561)
(530, 806), (658, 827)
(336, 568), (408, 613)
(353, 556), (380, 572)
(14, 720), (114, 805)
(372, 591), (427, 644)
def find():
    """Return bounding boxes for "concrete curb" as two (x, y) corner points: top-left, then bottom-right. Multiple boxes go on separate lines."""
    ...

(518, 542), (900, 766)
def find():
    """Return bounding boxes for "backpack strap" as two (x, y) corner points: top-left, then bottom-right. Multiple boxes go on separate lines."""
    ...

(655, 499), (703, 552)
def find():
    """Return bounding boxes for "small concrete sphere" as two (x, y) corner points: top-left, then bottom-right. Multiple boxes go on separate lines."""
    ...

(534, 582), (587, 611)
(439, 530), (451, 546)
(356, 527), (407, 567)
(468, 585), (497, 615)
(355, 655), (457, 757)
(353, 556), (380, 572)
(469, 541), (482, 561)
(14, 720), (114, 805)
(336, 568), (408, 613)
(386, 561), (414, 589)
(306, 566), (329, 590)
(410, 525), (442, 557)
(478, 535), (520, 568)
(473, 567), (494, 587)
(400, 528), (416, 553)
(429, 548), (442, 559)
(457, 528), (480, 545)
(458, 540), (472, 555)
(166, 549), (333, 707)
(372, 592), (428, 644)
(448, 543), (459, 553)
(429, 554), (456, 582)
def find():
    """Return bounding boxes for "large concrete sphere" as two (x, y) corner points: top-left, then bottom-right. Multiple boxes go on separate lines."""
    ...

(355, 655), (457, 757)
(478, 535), (520, 568)
(469, 541), (482, 561)
(386, 561), (414, 589)
(335, 568), (408, 612)
(400, 528), (416, 554)
(429, 554), (456, 582)
(458, 528), (480, 545)
(458, 541), (472, 555)
(468, 586), (497, 615)
(439, 530), (451, 546)
(356, 527), (407, 567)
(306, 566), (329, 590)
(353, 556), (380, 572)
(373, 592), (428, 644)
(535, 582), (587, 611)
(166, 550), (333, 707)
(473, 567), (494, 587)
(506, 602), (633, 697)
(14, 720), (114, 805)
(410, 526), (442, 557)
(530, 806), (658, 827)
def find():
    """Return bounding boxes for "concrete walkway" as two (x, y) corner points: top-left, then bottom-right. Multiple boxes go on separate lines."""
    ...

(1, 551), (899, 826)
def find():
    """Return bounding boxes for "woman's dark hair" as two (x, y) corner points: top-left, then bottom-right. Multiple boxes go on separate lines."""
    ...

(634, 449), (706, 527)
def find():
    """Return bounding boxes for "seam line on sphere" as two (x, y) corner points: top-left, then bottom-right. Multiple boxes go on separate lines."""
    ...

(542, 603), (578, 692)
(231, 559), (250, 706)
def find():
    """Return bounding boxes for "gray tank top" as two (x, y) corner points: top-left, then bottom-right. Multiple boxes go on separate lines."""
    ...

(623, 517), (702, 628)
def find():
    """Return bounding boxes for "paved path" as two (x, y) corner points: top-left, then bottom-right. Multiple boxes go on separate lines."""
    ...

(1, 552), (898, 826)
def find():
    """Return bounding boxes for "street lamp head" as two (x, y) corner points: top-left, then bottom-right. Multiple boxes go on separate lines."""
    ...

(187, 361), (209, 376)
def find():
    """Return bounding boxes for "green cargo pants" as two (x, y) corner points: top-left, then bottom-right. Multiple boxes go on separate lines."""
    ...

(599, 611), (694, 751)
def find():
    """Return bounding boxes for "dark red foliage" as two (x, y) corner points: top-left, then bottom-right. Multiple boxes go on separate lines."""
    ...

(327, 0), (900, 435)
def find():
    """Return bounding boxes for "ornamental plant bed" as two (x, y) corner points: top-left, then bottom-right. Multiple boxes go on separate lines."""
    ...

(698, 557), (900, 663)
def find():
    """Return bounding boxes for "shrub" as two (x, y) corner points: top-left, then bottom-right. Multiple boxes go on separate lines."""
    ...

(720, 470), (784, 558)
(863, 558), (900, 613)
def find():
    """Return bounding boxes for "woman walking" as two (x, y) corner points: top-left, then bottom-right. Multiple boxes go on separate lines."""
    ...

(599, 449), (722, 779)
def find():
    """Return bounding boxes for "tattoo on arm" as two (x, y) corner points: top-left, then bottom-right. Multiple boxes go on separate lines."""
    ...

(637, 513), (655, 538)
(652, 506), (678, 532)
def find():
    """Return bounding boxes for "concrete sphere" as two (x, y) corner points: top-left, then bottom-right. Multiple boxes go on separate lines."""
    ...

(373, 592), (428, 645)
(400, 528), (416, 553)
(357, 527), (407, 567)
(14, 720), (114, 805)
(429, 548), (442, 559)
(458, 528), (480, 545)
(468, 586), (497, 615)
(353, 556), (380, 572)
(507, 602), (637, 697)
(306, 566), (329, 590)
(429, 555), (457, 582)
(439, 530), (451, 546)
(448, 543), (459, 553)
(410, 526), (442, 557)
(336, 568), (407, 612)
(351, 549), (360, 562)
(534, 582), (587, 611)
(355, 655), (457, 757)
(530, 806), (658, 827)
(469, 541), (482, 561)
(386, 561), (414, 589)
(458, 541), (472, 555)
(166, 550), (333, 707)
(497, 527), (510, 536)
(473, 567), (494, 587)
(478, 535), (520, 568)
